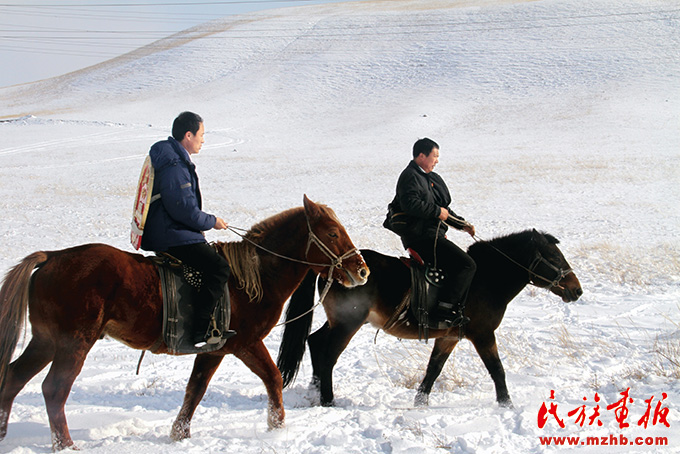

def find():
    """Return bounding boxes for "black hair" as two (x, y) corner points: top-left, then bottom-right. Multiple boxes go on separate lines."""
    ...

(172, 111), (203, 141)
(412, 137), (439, 158)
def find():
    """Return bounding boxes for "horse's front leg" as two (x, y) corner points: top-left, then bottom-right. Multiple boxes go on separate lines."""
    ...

(415, 337), (459, 406)
(234, 340), (285, 429)
(171, 353), (225, 441)
(471, 333), (512, 407)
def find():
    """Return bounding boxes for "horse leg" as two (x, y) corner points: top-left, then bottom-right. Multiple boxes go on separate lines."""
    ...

(307, 322), (330, 402)
(415, 337), (460, 406)
(307, 318), (364, 407)
(471, 334), (512, 407)
(0, 337), (55, 441)
(41, 339), (97, 451)
(233, 341), (285, 430)
(171, 353), (224, 441)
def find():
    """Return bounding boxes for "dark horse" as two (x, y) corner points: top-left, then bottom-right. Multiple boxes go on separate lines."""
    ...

(277, 229), (582, 408)
(0, 196), (369, 451)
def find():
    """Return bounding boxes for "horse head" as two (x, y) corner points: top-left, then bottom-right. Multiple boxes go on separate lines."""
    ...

(528, 229), (583, 302)
(303, 195), (369, 288)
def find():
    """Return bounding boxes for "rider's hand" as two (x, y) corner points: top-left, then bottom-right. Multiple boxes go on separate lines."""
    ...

(464, 224), (476, 237)
(438, 207), (450, 221)
(214, 217), (228, 230)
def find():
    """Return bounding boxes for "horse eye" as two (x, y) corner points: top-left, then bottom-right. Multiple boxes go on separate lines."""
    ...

(329, 232), (338, 238)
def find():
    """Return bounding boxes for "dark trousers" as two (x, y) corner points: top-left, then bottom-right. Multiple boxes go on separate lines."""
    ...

(406, 236), (477, 307)
(167, 242), (231, 321)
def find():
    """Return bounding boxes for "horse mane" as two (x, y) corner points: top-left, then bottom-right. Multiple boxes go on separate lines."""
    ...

(467, 229), (560, 271)
(246, 203), (338, 242)
(213, 206), (314, 303)
(246, 207), (304, 243)
(215, 241), (261, 302)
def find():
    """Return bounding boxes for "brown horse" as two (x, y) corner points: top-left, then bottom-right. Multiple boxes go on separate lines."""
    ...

(277, 229), (582, 408)
(0, 195), (369, 451)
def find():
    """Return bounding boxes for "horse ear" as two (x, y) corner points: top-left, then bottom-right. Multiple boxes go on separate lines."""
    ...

(531, 229), (547, 245)
(303, 194), (321, 220)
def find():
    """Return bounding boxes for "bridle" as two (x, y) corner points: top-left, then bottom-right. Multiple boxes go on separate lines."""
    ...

(527, 253), (574, 290)
(304, 216), (362, 285)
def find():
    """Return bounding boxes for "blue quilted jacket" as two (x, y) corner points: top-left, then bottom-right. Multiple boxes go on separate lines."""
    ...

(140, 137), (216, 252)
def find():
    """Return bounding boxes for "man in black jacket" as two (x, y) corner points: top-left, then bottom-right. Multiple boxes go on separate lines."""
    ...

(386, 138), (476, 326)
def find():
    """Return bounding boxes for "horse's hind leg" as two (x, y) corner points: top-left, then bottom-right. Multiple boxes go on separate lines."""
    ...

(41, 339), (97, 451)
(234, 341), (285, 430)
(0, 337), (55, 440)
(415, 337), (459, 406)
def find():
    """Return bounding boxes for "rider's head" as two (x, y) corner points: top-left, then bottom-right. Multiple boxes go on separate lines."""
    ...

(412, 137), (439, 159)
(172, 111), (203, 141)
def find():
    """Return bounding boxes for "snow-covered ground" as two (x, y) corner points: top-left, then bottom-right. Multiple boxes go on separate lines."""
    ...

(1, 0), (679, 452)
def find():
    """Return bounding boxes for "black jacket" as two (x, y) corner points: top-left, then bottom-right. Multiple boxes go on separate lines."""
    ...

(386, 160), (463, 246)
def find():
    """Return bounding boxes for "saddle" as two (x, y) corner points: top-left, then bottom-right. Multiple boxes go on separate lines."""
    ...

(150, 254), (232, 354)
(384, 249), (467, 341)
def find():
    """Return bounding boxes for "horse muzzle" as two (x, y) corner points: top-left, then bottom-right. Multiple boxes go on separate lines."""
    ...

(554, 273), (583, 302)
(561, 286), (583, 302)
(334, 255), (369, 288)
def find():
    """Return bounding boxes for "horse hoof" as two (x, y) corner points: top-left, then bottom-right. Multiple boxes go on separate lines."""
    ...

(268, 421), (285, 431)
(170, 420), (191, 442)
(267, 415), (285, 431)
(52, 440), (79, 451)
(414, 392), (429, 407)
(498, 399), (514, 409)
(267, 407), (285, 431)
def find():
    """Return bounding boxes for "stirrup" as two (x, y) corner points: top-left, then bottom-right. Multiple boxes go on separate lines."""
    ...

(450, 313), (470, 327)
(436, 307), (470, 329)
(193, 319), (217, 348)
(204, 327), (237, 345)
(200, 317), (236, 347)
(205, 328), (223, 345)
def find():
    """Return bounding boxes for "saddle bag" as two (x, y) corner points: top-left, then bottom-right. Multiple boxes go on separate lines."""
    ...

(383, 203), (410, 236)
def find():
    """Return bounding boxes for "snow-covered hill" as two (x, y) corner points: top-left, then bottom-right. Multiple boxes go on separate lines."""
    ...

(0, 0), (678, 452)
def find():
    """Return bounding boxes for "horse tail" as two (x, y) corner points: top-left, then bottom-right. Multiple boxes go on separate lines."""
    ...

(277, 269), (317, 388)
(0, 251), (49, 389)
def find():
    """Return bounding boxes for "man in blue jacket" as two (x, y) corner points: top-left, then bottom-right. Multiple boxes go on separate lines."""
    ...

(142, 111), (235, 346)
(385, 138), (476, 327)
